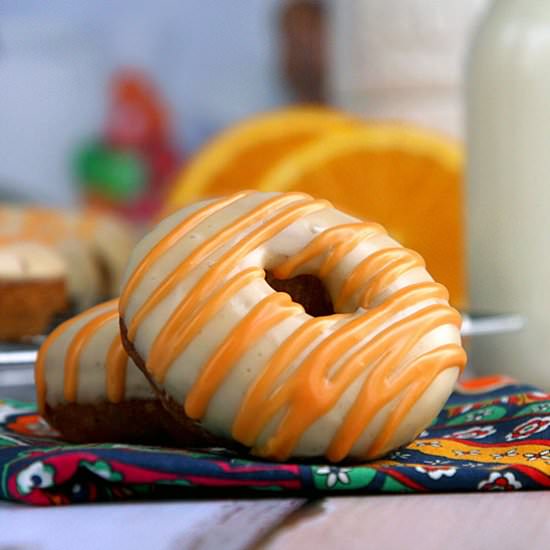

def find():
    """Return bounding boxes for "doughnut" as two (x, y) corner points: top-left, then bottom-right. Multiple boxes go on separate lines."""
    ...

(0, 241), (68, 341)
(66, 209), (137, 297)
(0, 205), (136, 307)
(35, 299), (206, 445)
(119, 191), (466, 462)
(0, 206), (102, 309)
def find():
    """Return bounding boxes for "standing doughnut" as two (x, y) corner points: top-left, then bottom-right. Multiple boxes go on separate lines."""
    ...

(119, 191), (466, 461)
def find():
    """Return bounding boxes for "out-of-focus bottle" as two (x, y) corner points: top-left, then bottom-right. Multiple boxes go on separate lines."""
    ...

(467, 0), (550, 388)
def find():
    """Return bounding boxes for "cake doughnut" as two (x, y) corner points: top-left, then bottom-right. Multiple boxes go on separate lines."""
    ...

(119, 191), (466, 462)
(66, 209), (137, 298)
(0, 206), (102, 309)
(0, 241), (68, 341)
(35, 299), (207, 445)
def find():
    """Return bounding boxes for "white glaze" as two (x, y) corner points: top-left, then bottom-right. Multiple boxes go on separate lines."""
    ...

(0, 241), (66, 281)
(64, 210), (137, 296)
(42, 301), (154, 408)
(0, 205), (136, 307)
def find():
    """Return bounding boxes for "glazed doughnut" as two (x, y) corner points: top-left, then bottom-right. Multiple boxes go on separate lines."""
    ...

(35, 300), (204, 445)
(66, 209), (137, 297)
(0, 206), (102, 309)
(0, 241), (67, 341)
(119, 191), (466, 462)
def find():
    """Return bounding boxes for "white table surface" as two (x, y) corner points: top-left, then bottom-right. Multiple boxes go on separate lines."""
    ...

(1, 492), (549, 550)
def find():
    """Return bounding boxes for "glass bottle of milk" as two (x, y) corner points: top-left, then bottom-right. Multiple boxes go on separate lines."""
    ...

(467, 0), (550, 388)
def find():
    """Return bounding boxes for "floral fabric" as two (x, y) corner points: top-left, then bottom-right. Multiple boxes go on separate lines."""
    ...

(1, 376), (549, 505)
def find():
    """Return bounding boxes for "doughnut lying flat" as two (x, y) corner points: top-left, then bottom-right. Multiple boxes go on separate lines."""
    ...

(119, 191), (466, 462)
(0, 242), (67, 341)
(0, 206), (102, 309)
(0, 205), (137, 307)
(35, 300), (206, 445)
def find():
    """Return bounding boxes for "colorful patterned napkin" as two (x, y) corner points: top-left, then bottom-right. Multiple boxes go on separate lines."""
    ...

(1, 376), (549, 505)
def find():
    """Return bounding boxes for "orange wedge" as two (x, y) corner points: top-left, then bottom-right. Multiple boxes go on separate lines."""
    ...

(166, 107), (357, 209)
(258, 124), (466, 308)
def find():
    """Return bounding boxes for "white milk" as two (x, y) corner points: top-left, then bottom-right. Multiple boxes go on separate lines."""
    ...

(467, 0), (550, 388)
(328, 0), (488, 138)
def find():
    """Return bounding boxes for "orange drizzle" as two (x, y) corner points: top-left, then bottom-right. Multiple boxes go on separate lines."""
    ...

(35, 316), (81, 415)
(146, 198), (329, 379)
(185, 293), (304, 418)
(324, 310), (462, 461)
(35, 300), (129, 412)
(233, 283), (462, 460)
(232, 315), (341, 445)
(126, 192), (308, 340)
(64, 309), (118, 401)
(20, 208), (68, 245)
(273, 222), (385, 280)
(337, 248), (426, 310)
(0, 206), (89, 247)
(121, 191), (466, 460)
(151, 267), (264, 381)
(119, 191), (251, 315)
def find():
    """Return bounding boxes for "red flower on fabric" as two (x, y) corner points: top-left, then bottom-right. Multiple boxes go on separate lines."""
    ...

(505, 417), (550, 442)
(446, 426), (496, 440)
(478, 472), (522, 491)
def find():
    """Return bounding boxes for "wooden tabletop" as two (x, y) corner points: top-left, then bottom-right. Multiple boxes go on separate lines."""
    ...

(1, 492), (549, 550)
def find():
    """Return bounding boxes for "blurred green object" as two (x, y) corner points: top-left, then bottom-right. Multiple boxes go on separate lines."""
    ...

(75, 142), (148, 202)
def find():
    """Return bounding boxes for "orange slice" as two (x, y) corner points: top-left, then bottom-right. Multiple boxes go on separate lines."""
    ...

(166, 107), (357, 209)
(258, 124), (466, 308)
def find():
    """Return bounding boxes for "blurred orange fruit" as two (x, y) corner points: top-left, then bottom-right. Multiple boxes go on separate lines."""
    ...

(258, 124), (466, 308)
(166, 107), (356, 209)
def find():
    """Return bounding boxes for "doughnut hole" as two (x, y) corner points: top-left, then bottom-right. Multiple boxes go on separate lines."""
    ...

(265, 271), (334, 317)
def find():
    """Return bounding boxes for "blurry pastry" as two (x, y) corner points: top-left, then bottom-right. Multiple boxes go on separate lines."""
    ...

(0, 205), (137, 307)
(0, 241), (68, 341)
(0, 205), (102, 309)
(73, 210), (137, 297)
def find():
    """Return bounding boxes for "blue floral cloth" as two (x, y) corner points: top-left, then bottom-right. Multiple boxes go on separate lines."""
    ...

(0, 376), (549, 505)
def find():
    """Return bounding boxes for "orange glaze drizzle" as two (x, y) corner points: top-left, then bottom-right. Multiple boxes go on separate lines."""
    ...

(146, 197), (329, 380)
(337, 247), (426, 310)
(233, 282), (464, 460)
(35, 315), (81, 415)
(185, 293), (304, 418)
(232, 315), (342, 445)
(121, 191), (466, 460)
(272, 222), (385, 280)
(64, 309), (118, 401)
(125, 192), (308, 340)
(20, 208), (68, 245)
(35, 300), (129, 413)
(119, 191), (251, 315)
(0, 207), (84, 247)
(151, 267), (265, 381)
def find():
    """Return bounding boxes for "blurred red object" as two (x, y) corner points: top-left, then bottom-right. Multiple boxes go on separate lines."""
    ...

(76, 69), (182, 224)
(106, 70), (170, 149)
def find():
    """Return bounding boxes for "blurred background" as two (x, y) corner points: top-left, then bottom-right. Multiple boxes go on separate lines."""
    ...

(0, 0), (487, 207)
(5, 0), (550, 388)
